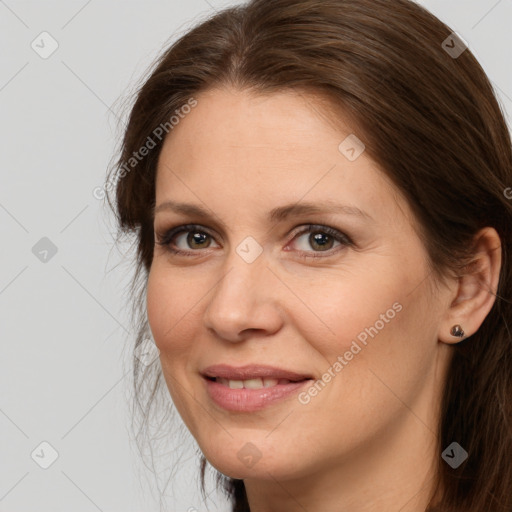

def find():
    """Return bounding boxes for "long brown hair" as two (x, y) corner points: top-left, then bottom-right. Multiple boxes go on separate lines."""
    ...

(105, 0), (512, 510)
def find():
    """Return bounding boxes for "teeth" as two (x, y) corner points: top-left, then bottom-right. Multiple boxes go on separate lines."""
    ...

(216, 377), (283, 389)
(244, 378), (264, 389)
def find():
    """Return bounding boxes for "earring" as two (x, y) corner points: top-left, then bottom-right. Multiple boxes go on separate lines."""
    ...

(450, 324), (465, 338)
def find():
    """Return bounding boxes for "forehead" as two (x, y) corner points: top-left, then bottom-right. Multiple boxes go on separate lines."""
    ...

(160, 87), (351, 156)
(154, 87), (412, 229)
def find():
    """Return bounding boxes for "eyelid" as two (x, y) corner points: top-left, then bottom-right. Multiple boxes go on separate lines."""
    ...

(288, 224), (353, 245)
(155, 223), (220, 250)
(286, 224), (352, 259)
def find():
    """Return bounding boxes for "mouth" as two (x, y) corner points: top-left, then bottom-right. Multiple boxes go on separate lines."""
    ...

(201, 363), (313, 384)
(204, 375), (312, 389)
(201, 364), (314, 412)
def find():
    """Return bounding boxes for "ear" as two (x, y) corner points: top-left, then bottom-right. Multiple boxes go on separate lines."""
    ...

(438, 227), (502, 344)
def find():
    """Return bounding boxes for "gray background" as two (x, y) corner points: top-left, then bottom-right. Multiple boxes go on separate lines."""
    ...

(1, 1), (511, 511)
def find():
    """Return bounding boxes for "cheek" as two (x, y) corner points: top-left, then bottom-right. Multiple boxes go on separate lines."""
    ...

(296, 263), (434, 407)
(146, 266), (197, 356)
(146, 268), (168, 345)
(146, 267), (201, 421)
(291, 265), (407, 357)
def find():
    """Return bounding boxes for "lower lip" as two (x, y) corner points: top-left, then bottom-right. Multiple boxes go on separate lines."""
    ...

(204, 378), (312, 412)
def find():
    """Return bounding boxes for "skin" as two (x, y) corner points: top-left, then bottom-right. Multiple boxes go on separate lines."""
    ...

(146, 87), (502, 512)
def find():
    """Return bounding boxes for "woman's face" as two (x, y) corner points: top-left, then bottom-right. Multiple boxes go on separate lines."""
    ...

(147, 87), (453, 483)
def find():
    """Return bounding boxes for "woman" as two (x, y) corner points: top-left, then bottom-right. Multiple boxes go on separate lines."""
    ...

(106, 0), (512, 510)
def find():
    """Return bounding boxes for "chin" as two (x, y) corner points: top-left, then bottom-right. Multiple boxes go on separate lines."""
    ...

(200, 440), (308, 481)
(208, 457), (289, 481)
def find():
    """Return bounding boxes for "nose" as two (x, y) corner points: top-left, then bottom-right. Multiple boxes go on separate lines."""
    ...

(202, 250), (284, 343)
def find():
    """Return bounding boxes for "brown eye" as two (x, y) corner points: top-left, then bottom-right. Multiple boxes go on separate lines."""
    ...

(290, 225), (352, 258)
(185, 231), (211, 249)
(308, 232), (335, 251)
(155, 224), (219, 255)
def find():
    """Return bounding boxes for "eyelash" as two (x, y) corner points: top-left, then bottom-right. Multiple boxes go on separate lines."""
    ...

(155, 223), (353, 260)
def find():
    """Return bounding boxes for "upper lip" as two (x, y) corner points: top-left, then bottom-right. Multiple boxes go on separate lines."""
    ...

(201, 364), (313, 382)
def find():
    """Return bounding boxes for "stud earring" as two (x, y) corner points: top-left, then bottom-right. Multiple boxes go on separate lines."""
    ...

(450, 324), (465, 338)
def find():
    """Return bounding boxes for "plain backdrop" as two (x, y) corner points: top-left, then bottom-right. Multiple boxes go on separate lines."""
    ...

(1, 1), (511, 511)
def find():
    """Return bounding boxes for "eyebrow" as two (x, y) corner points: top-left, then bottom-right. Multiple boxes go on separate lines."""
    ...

(152, 200), (372, 226)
